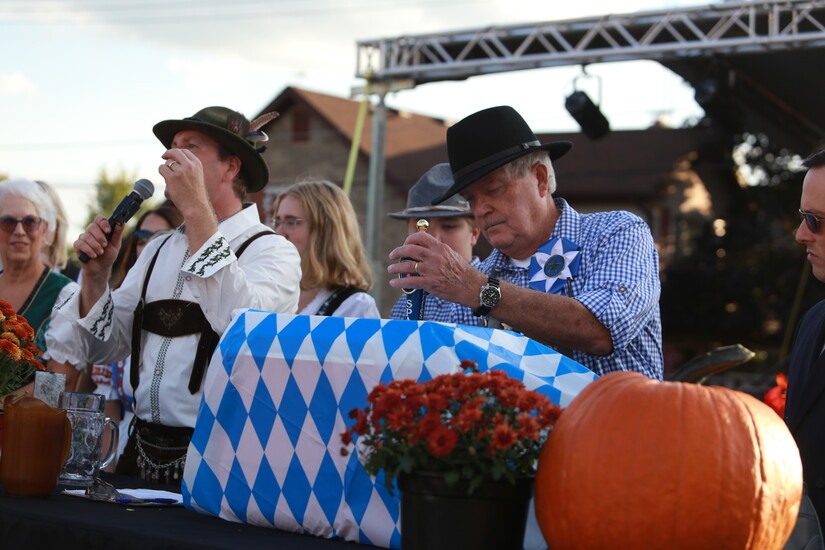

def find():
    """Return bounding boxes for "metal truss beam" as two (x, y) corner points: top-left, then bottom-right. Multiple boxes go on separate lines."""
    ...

(356, 0), (825, 85)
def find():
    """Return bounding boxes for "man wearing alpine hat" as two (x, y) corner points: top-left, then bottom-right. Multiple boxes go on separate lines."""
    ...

(388, 105), (663, 379)
(52, 106), (301, 484)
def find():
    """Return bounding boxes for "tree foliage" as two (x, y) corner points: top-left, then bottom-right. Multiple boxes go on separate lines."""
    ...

(85, 169), (159, 229)
(661, 132), (825, 376)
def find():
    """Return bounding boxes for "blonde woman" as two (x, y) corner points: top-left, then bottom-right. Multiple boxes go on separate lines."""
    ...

(273, 180), (379, 317)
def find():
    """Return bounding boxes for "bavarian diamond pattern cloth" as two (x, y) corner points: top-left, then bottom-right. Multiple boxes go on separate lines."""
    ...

(182, 310), (597, 549)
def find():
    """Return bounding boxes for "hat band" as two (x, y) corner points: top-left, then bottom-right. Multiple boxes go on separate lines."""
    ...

(403, 205), (470, 214)
(453, 140), (541, 181)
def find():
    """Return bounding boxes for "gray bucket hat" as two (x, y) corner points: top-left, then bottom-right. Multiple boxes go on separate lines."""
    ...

(389, 163), (473, 219)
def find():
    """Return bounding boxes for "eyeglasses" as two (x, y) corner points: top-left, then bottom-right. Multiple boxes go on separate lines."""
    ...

(273, 217), (305, 235)
(0, 216), (43, 235)
(799, 209), (823, 233)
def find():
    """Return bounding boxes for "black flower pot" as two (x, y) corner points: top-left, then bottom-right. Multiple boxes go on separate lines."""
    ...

(398, 471), (533, 550)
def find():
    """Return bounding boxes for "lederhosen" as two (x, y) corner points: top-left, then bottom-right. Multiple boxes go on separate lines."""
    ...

(117, 230), (273, 485)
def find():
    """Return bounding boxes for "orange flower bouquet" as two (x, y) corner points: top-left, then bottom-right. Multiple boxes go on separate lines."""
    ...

(0, 300), (45, 397)
(341, 360), (562, 494)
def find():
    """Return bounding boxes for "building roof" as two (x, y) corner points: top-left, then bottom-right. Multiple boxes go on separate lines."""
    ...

(257, 87), (450, 182)
(545, 126), (710, 201)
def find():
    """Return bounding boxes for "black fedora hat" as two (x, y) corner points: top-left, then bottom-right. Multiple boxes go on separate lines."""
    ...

(153, 106), (275, 193)
(389, 163), (472, 219)
(434, 105), (572, 204)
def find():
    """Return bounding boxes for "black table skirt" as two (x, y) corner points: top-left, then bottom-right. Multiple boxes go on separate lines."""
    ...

(0, 473), (363, 550)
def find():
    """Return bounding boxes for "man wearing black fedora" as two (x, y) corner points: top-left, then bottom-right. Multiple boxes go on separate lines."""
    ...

(388, 163), (481, 322)
(51, 106), (302, 484)
(388, 106), (662, 379)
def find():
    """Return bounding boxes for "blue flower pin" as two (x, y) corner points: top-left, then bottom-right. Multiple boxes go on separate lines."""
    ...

(528, 237), (581, 294)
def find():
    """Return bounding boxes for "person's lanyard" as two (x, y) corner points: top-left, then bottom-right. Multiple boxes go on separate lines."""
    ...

(405, 289), (426, 321)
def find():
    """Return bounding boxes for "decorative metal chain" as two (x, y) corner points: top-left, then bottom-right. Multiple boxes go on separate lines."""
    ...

(134, 432), (188, 484)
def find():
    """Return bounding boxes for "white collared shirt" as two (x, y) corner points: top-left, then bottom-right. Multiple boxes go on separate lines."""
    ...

(48, 204), (301, 427)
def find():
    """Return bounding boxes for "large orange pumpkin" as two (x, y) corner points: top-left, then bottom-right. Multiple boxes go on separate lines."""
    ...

(535, 371), (802, 550)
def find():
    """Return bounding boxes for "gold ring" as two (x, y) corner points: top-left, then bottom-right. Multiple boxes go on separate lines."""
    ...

(414, 262), (420, 274)
(166, 159), (177, 168)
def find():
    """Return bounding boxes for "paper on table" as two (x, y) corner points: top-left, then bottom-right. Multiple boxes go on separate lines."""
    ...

(33, 371), (66, 408)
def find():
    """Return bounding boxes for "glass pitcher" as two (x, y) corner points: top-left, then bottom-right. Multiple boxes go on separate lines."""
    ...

(0, 395), (72, 496)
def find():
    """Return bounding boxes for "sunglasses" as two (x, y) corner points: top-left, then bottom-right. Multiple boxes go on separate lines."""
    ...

(0, 216), (43, 235)
(133, 229), (156, 241)
(799, 209), (823, 233)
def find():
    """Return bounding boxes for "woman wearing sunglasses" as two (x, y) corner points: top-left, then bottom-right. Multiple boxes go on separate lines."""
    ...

(0, 178), (83, 396)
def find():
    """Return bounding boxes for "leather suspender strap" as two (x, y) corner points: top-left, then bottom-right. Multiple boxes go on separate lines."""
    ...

(130, 229), (276, 396)
(131, 235), (173, 391)
(185, 230), (274, 394)
(235, 230), (274, 257)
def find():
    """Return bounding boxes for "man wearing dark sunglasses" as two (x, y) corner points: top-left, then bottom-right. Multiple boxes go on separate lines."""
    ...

(785, 149), (825, 532)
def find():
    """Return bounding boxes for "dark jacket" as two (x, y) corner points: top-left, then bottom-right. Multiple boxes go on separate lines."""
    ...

(787, 299), (825, 525)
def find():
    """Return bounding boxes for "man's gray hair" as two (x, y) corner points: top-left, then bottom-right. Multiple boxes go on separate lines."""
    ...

(503, 150), (557, 194)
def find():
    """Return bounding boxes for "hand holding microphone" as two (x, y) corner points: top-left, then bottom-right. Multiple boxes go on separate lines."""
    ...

(78, 179), (155, 264)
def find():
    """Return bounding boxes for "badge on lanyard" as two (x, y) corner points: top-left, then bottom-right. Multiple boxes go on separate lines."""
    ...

(528, 237), (581, 294)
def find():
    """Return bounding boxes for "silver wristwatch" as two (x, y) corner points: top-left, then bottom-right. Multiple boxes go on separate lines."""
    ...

(473, 276), (501, 317)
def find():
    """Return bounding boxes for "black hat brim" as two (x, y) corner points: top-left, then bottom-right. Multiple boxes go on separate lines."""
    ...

(153, 119), (269, 193)
(433, 141), (572, 205)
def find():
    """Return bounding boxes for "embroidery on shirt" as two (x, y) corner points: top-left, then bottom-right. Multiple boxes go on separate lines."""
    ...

(188, 237), (231, 276)
(90, 292), (114, 339)
(52, 290), (75, 312)
(149, 249), (189, 424)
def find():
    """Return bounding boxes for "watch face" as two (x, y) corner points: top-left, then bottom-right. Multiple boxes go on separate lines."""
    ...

(480, 285), (500, 307)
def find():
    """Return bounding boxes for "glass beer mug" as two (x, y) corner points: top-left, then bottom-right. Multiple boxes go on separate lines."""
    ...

(58, 391), (119, 487)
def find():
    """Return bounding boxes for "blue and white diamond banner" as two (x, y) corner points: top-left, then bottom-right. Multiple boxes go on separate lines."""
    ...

(182, 310), (597, 549)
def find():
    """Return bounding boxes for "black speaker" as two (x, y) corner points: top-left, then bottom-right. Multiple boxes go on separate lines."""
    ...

(565, 91), (611, 140)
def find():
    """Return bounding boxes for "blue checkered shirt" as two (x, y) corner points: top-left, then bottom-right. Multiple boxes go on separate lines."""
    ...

(390, 257), (481, 323)
(453, 198), (663, 379)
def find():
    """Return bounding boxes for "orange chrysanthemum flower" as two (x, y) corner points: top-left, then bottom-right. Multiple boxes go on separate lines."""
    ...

(0, 338), (21, 360)
(427, 425), (459, 457)
(0, 301), (45, 396)
(340, 359), (563, 494)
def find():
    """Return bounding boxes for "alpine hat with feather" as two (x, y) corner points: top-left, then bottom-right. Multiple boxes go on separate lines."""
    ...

(153, 106), (278, 193)
(434, 105), (573, 204)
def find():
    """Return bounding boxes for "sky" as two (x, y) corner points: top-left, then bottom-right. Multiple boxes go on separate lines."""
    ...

(0, 0), (708, 236)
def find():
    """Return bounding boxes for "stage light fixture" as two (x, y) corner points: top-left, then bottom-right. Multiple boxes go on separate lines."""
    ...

(565, 69), (611, 140)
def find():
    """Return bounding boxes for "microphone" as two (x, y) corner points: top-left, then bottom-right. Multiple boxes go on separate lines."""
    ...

(78, 178), (155, 264)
